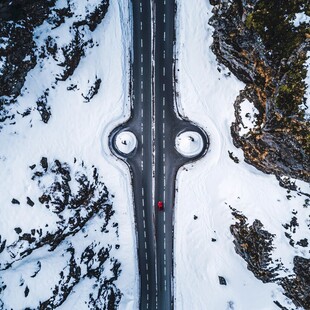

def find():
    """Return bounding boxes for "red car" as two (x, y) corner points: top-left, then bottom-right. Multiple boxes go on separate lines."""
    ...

(157, 200), (164, 210)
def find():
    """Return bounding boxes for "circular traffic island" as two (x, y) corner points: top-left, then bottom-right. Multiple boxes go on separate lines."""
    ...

(115, 131), (137, 155)
(175, 131), (204, 158)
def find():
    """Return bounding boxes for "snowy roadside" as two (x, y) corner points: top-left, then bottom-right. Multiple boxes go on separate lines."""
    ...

(0, 0), (138, 308)
(174, 0), (309, 309)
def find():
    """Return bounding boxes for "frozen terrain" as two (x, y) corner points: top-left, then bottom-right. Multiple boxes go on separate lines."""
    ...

(174, 0), (310, 309)
(0, 0), (137, 309)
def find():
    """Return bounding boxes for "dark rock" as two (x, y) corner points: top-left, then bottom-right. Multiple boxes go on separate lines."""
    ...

(82, 77), (102, 102)
(24, 286), (29, 297)
(228, 151), (240, 163)
(14, 227), (22, 234)
(230, 212), (280, 282)
(40, 157), (48, 170)
(11, 198), (20, 205)
(26, 197), (34, 207)
(296, 238), (308, 247)
(218, 276), (227, 285)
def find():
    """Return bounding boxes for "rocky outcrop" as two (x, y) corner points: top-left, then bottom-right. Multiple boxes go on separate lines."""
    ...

(231, 210), (310, 309)
(0, 0), (108, 125)
(209, 0), (310, 182)
(0, 158), (122, 309)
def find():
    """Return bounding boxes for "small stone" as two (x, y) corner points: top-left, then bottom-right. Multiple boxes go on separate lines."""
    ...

(11, 198), (20, 205)
(27, 197), (34, 207)
(194, 215), (198, 220)
(24, 286), (29, 297)
(40, 157), (48, 170)
(14, 227), (22, 234)
(218, 276), (227, 285)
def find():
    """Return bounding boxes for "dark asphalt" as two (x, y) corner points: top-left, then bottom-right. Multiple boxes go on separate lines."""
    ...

(109, 1), (209, 309)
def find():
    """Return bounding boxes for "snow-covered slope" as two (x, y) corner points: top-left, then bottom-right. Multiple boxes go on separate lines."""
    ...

(174, 0), (310, 309)
(0, 0), (137, 309)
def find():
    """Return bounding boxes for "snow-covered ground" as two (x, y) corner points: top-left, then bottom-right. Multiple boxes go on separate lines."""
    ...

(0, 0), (138, 308)
(174, 0), (309, 309)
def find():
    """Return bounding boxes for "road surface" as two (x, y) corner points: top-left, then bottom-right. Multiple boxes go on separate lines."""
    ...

(109, 1), (209, 309)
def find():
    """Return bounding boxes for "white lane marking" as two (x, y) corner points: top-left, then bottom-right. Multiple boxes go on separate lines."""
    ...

(163, 66), (165, 76)
(163, 83), (165, 91)
(141, 38), (143, 47)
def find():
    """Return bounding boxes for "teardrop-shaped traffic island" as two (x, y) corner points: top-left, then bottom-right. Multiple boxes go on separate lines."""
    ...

(175, 131), (204, 158)
(115, 131), (138, 155)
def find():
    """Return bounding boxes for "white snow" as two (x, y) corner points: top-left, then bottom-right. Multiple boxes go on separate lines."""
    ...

(174, 0), (310, 309)
(239, 99), (259, 135)
(0, 0), (138, 308)
(175, 131), (203, 157)
(293, 13), (310, 27)
(115, 131), (137, 154)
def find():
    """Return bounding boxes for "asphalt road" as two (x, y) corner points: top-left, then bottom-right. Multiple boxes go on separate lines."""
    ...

(110, 1), (208, 309)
